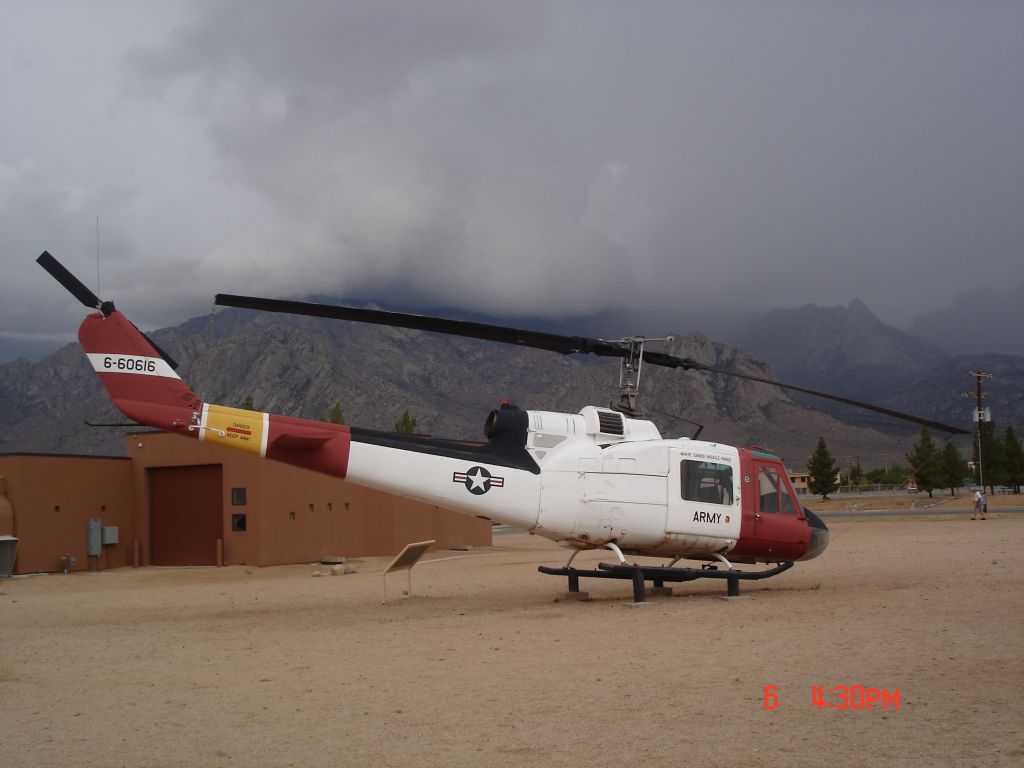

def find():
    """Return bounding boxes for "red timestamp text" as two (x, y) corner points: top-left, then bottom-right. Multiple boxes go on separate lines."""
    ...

(763, 684), (900, 711)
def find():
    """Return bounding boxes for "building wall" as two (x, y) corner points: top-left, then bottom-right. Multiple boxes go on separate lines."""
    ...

(0, 454), (135, 573)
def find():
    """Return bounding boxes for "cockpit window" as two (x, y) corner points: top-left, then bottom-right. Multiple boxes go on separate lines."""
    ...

(681, 460), (734, 505)
(758, 466), (798, 515)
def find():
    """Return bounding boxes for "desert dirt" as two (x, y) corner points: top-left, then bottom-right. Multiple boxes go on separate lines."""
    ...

(2, 506), (1022, 767)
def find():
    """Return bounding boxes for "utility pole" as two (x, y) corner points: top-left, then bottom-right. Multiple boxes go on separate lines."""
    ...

(966, 371), (992, 492)
(843, 455), (859, 493)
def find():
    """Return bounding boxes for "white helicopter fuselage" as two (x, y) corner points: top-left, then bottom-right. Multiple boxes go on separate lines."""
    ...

(345, 406), (746, 559)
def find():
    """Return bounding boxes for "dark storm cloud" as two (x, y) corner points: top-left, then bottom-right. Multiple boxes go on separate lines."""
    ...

(129, 0), (540, 103)
(2, 1), (1022, 361)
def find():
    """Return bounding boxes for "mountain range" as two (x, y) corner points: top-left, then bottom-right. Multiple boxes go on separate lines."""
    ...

(1, 299), (1020, 472)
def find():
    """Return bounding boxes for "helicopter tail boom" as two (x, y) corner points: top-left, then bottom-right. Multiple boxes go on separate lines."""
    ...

(77, 309), (354, 477)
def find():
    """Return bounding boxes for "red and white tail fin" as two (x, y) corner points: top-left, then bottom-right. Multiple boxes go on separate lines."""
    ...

(79, 310), (352, 475)
(78, 311), (203, 433)
(42, 250), (350, 477)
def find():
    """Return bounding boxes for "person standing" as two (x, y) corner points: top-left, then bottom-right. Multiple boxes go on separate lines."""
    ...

(972, 488), (983, 520)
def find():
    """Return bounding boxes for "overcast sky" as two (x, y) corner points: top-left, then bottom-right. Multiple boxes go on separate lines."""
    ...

(2, 0), (1022, 361)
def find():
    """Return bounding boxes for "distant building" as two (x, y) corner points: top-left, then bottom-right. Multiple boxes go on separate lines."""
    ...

(0, 431), (489, 575)
(787, 468), (842, 495)
(788, 469), (810, 495)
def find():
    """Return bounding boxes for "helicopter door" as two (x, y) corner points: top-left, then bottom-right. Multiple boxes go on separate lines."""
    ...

(750, 463), (807, 560)
(666, 456), (739, 542)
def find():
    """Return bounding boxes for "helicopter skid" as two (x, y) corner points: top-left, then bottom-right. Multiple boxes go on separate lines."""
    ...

(537, 560), (793, 603)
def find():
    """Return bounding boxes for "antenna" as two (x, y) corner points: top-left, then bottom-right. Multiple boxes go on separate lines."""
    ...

(96, 215), (101, 296)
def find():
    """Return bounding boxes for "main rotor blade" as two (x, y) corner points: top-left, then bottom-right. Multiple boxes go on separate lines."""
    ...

(214, 294), (630, 358)
(214, 294), (969, 435)
(669, 357), (970, 435)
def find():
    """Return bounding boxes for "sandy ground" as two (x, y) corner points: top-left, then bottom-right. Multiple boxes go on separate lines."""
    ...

(2, 509), (1022, 767)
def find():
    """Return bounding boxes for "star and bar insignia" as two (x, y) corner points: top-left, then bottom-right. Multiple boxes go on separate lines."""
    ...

(453, 466), (505, 495)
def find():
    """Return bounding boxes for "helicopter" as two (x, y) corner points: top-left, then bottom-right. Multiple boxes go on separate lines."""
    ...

(37, 251), (967, 600)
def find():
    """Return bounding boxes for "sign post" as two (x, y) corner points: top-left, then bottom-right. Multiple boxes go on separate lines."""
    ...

(382, 540), (436, 601)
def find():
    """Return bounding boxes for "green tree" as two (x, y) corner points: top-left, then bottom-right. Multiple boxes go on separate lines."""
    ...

(326, 402), (346, 425)
(994, 427), (1010, 491)
(807, 437), (839, 500)
(865, 464), (909, 487)
(940, 443), (969, 497)
(881, 464), (909, 486)
(907, 428), (942, 498)
(1001, 426), (1023, 494)
(394, 410), (417, 434)
(243, 394), (254, 410)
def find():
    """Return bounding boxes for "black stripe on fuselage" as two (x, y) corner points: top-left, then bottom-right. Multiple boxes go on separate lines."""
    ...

(348, 427), (541, 474)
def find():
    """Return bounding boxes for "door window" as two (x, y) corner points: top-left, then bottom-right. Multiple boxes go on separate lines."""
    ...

(681, 460), (733, 505)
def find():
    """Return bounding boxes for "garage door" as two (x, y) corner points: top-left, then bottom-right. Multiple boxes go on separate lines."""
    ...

(149, 465), (223, 566)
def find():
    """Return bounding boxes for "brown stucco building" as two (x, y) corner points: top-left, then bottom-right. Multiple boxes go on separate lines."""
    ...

(0, 431), (490, 575)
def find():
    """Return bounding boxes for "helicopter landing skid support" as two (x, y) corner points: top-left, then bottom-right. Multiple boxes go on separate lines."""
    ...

(537, 560), (794, 603)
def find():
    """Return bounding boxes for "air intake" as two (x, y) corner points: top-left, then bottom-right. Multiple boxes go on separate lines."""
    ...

(597, 410), (625, 436)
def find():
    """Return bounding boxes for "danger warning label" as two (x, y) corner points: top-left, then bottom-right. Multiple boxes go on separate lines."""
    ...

(201, 404), (267, 456)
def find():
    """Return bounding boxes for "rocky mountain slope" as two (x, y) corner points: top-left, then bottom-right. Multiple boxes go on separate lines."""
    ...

(709, 299), (1023, 436)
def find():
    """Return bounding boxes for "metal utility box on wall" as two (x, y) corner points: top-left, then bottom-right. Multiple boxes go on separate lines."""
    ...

(0, 475), (13, 537)
(87, 519), (102, 557)
(102, 526), (119, 545)
(0, 535), (17, 578)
